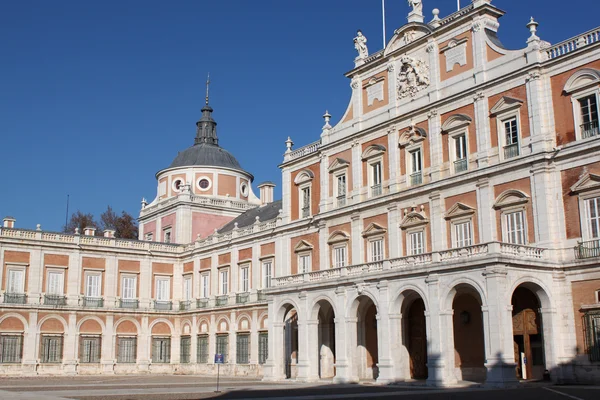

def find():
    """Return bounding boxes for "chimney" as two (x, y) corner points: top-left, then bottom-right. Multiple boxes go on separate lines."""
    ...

(257, 182), (276, 205)
(84, 226), (96, 236)
(104, 229), (116, 238)
(3, 216), (15, 228)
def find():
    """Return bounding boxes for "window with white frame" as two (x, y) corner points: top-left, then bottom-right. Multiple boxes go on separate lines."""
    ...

(585, 196), (600, 240)
(41, 335), (63, 363)
(408, 230), (425, 255)
(0, 334), (23, 363)
(200, 272), (210, 298)
(219, 269), (229, 294)
(333, 245), (347, 268)
(452, 132), (468, 173)
(85, 273), (101, 298)
(562, 69), (600, 140)
(301, 186), (311, 218)
(370, 161), (383, 196)
(295, 170), (314, 219)
(298, 253), (311, 274)
(240, 264), (250, 293)
(262, 261), (272, 289)
(578, 94), (599, 139)
(183, 276), (192, 301)
(596, 289), (600, 304)
(145, 232), (153, 241)
(6, 268), (25, 294)
(453, 220), (473, 248)
(155, 277), (170, 301)
(46, 270), (64, 295)
(504, 210), (526, 245)
(336, 173), (347, 206)
(79, 335), (101, 363)
(502, 117), (520, 159)
(409, 148), (423, 186)
(163, 227), (172, 243)
(121, 275), (136, 299)
(369, 238), (384, 262)
(117, 336), (137, 363)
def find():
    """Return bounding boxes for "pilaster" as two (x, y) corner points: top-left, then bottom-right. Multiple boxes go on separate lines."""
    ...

(429, 191), (445, 251)
(319, 153), (329, 213)
(387, 126), (400, 193)
(476, 178), (495, 242)
(351, 140), (362, 203)
(375, 280), (394, 384)
(387, 203), (400, 259)
(473, 91), (491, 168)
(351, 212), (362, 264)
(318, 220), (328, 270)
(428, 108), (442, 181)
(332, 287), (351, 383)
(530, 163), (560, 246)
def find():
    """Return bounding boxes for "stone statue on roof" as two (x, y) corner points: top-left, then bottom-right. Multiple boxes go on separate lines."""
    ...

(354, 30), (368, 59)
(408, 0), (423, 14)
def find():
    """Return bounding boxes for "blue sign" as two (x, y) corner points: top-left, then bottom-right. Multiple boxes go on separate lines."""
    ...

(214, 353), (224, 364)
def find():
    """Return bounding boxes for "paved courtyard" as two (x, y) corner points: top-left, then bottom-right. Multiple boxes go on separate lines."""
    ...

(0, 375), (599, 400)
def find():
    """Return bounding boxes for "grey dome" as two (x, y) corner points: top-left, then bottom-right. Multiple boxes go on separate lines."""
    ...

(168, 143), (244, 171)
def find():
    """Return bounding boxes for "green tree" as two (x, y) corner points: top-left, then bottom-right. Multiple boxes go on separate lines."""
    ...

(63, 211), (99, 235)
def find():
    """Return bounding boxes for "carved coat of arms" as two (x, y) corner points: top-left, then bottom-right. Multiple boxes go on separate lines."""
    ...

(396, 56), (430, 99)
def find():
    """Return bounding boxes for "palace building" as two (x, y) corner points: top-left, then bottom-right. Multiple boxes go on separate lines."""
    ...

(1, 0), (600, 387)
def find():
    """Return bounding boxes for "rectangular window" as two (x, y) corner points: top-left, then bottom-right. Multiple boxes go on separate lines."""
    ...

(180, 336), (191, 364)
(155, 277), (170, 301)
(337, 174), (346, 198)
(262, 261), (272, 289)
(409, 231), (425, 255)
(183, 276), (192, 301)
(117, 337), (137, 363)
(85, 274), (101, 298)
(505, 211), (526, 245)
(79, 336), (101, 363)
(122, 275), (136, 299)
(236, 334), (250, 364)
(219, 269), (229, 294)
(587, 197), (600, 239)
(333, 245), (347, 268)
(585, 312), (600, 362)
(151, 337), (171, 363)
(6, 269), (25, 294)
(410, 149), (423, 185)
(258, 333), (268, 364)
(145, 232), (153, 241)
(370, 162), (382, 196)
(0, 335), (23, 363)
(163, 228), (172, 243)
(47, 271), (64, 295)
(197, 335), (209, 363)
(579, 94), (599, 138)
(200, 273), (210, 298)
(301, 187), (311, 218)
(240, 265), (249, 293)
(503, 118), (520, 158)
(369, 239), (384, 262)
(41, 335), (63, 363)
(216, 335), (229, 363)
(298, 254), (311, 274)
(454, 221), (473, 248)
(453, 134), (468, 173)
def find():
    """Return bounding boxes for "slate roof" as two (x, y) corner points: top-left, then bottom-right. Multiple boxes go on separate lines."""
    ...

(169, 143), (245, 171)
(218, 200), (282, 234)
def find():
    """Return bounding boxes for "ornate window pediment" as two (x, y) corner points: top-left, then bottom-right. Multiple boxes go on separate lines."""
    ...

(489, 96), (524, 116)
(384, 24), (433, 56)
(399, 125), (427, 147)
(570, 172), (600, 194)
(328, 158), (350, 173)
(327, 230), (350, 245)
(362, 223), (387, 238)
(294, 170), (315, 185)
(441, 114), (472, 133)
(361, 144), (386, 161)
(294, 240), (314, 253)
(445, 202), (476, 220)
(400, 205), (429, 230)
(563, 68), (600, 94)
(493, 189), (530, 209)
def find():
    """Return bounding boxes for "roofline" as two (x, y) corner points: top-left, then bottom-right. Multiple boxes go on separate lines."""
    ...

(155, 165), (254, 182)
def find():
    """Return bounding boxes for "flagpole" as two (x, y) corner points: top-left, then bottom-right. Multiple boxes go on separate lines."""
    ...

(382, 0), (386, 48)
(457, 0), (461, 11)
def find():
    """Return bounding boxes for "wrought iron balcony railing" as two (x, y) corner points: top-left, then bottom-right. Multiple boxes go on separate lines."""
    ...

(582, 120), (600, 139)
(82, 297), (103, 308)
(575, 239), (600, 259)
(3, 293), (27, 304)
(336, 195), (347, 207)
(216, 295), (229, 307)
(370, 184), (382, 197)
(454, 158), (468, 173)
(44, 294), (67, 306)
(154, 300), (172, 311)
(410, 172), (423, 186)
(301, 206), (310, 218)
(119, 299), (139, 309)
(504, 143), (519, 159)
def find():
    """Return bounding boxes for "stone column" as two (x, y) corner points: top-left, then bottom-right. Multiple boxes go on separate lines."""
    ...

(229, 310), (237, 367)
(63, 312), (77, 375)
(473, 91), (491, 168)
(526, 70), (555, 153)
(429, 191), (445, 251)
(190, 315), (198, 364)
(426, 41), (440, 102)
(281, 167), (292, 224)
(482, 266), (518, 387)
(351, 140), (362, 203)
(376, 281), (394, 384)
(332, 287), (351, 383)
(318, 220), (329, 270)
(295, 292), (310, 381)
(23, 311), (38, 374)
(171, 318), (181, 365)
(530, 163), (560, 246)
(208, 314), (216, 366)
(476, 178), (495, 243)
(28, 248), (43, 304)
(140, 256), (152, 309)
(351, 212), (362, 264)
(105, 255), (117, 306)
(250, 309), (259, 365)
(387, 125), (400, 193)
(138, 315), (150, 372)
(102, 314), (115, 373)
(551, 271), (576, 383)
(306, 319), (320, 381)
(428, 108), (443, 181)
(387, 203), (400, 259)
(320, 153), (329, 213)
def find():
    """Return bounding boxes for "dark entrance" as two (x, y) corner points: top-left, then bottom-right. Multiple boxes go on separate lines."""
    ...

(512, 286), (545, 380)
(407, 298), (428, 379)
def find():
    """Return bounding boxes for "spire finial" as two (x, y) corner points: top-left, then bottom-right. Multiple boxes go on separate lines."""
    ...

(205, 73), (210, 105)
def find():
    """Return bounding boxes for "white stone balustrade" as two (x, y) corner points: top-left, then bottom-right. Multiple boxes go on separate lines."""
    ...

(546, 27), (600, 59)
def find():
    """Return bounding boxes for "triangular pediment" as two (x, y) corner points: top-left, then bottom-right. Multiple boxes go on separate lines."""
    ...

(570, 173), (600, 194)
(400, 212), (429, 230)
(441, 114), (472, 133)
(489, 96), (524, 116)
(328, 158), (350, 173)
(493, 189), (530, 209)
(294, 240), (314, 253)
(445, 202), (476, 220)
(328, 230), (350, 245)
(362, 223), (387, 238)
(384, 23), (432, 56)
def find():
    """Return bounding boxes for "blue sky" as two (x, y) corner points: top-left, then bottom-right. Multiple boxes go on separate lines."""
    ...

(1, 0), (598, 232)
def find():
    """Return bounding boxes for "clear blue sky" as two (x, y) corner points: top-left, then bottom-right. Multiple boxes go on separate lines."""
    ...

(1, 0), (598, 232)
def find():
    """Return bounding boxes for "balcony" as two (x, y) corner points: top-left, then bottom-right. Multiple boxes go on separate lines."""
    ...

(410, 172), (423, 186)
(504, 143), (519, 159)
(370, 184), (382, 197)
(236, 293), (249, 304)
(119, 299), (139, 309)
(337, 195), (346, 207)
(257, 290), (267, 302)
(575, 239), (600, 259)
(179, 300), (191, 311)
(154, 300), (172, 311)
(301, 206), (310, 218)
(216, 295), (229, 307)
(82, 297), (104, 308)
(454, 158), (468, 173)
(3, 293), (27, 304)
(197, 298), (209, 309)
(44, 294), (67, 306)
(582, 120), (599, 139)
